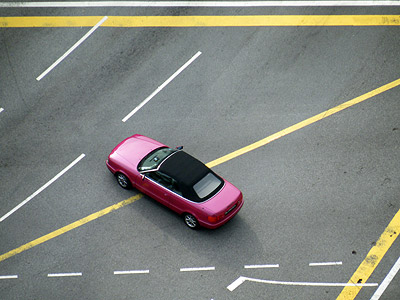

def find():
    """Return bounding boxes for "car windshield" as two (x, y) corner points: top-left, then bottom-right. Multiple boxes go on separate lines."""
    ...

(193, 172), (223, 199)
(138, 147), (176, 171)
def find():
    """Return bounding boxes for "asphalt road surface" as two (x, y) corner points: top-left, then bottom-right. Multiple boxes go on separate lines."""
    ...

(0, 2), (399, 300)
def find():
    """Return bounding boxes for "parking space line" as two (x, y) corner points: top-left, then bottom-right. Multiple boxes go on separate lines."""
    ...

(206, 78), (400, 168)
(48, 272), (82, 277)
(114, 270), (149, 275)
(180, 266), (215, 272)
(1, 1), (399, 8)
(122, 51), (201, 122)
(336, 209), (400, 300)
(0, 153), (86, 223)
(2, 15), (400, 28)
(244, 264), (279, 269)
(370, 256), (400, 300)
(36, 16), (107, 81)
(309, 261), (343, 267)
(0, 194), (142, 263)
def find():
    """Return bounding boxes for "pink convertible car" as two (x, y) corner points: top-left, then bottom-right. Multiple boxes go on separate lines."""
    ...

(106, 134), (243, 229)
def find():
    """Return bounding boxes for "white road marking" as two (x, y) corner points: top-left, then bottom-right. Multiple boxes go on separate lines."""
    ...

(227, 276), (378, 291)
(180, 266), (215, 272)
(0, 153), (86, 222)
(0, 108), (4, 114)
(244, 264), (279, 269)
(122, 51), (201, 122)
(370, 256), (400, 300)
(309, 261), (343, 267)
(48, 272), (82, 277)
(36, 16), (107, 81)
(227, 276), (247, 291)
(0, 275), (18, 279)
(114, 270), (150, 275)
(1, 1), (399, 7)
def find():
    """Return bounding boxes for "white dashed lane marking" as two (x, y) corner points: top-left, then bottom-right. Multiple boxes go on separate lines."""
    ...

(309, 261), (343, 267)
(244, 264), (279, 269)
(0, 275), (18, 279)
(47, 272), (82, 277)
(180, 266), (215, 272)
(114, 270), (150, 275)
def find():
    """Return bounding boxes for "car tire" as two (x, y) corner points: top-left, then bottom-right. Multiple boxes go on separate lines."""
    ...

(116, 173), (131, 189)
(183, 214), (199, 229)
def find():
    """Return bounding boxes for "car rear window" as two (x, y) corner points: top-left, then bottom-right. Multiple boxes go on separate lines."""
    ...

(193, 172), (223, 199)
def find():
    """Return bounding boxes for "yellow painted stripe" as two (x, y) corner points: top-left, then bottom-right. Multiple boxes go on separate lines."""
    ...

(0, 194), (142, 263)
(336, 209), (400, 300)
(1, 15), (400, 27)
(206, 78), (400, 168)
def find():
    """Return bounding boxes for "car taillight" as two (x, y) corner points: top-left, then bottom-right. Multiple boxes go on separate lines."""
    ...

(208, 215), (224, 223)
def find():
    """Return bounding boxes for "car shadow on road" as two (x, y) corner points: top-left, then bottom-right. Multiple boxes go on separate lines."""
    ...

(130, 192), (264, 270)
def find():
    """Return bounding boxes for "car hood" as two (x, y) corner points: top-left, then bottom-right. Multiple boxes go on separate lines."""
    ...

(111, 134), (166, 168)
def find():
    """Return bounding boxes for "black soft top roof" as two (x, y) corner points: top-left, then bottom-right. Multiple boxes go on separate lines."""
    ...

(159, 151), (209, 188)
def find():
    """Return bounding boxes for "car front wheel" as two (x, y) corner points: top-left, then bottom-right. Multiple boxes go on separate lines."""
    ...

(116, 173), (131, 189)
(184, 214), (199, 229)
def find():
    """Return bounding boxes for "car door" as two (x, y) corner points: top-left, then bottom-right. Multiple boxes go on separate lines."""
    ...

(145, 171), (190, 213)
(137, 171), (172, 207)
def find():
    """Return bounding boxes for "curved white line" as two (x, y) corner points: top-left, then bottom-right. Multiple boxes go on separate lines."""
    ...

(227, 276), (378, 291)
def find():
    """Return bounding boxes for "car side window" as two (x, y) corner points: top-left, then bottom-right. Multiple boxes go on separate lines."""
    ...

(147, 171), (182, 196)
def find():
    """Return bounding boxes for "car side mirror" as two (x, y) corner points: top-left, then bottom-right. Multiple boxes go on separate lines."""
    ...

(140, 174), (146, 181)
(176, 146), (183, 150)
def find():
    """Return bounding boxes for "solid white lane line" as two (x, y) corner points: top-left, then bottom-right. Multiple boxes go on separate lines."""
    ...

(370, 256), (400, 300)
(36, 16), (107, 81)
(0, 275), (18, 279)
(114, 270), (149, 275)
(244, 264), (279, 269)
(0, 153), (85, 222)
(180, 266), (215, 272)
(309, 261), (343, 267)
(122, 51), (201, 122)
(48, 272), (82, 277)
(227, 276), (378, 291)
(1, 1), (399, 7)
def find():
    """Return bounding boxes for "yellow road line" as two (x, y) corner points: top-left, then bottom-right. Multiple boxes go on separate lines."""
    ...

(0, 194), (142, 263)
(1, 15), (400, 27)
(336, 209), (400, 300)
(206, 78), (400, 168)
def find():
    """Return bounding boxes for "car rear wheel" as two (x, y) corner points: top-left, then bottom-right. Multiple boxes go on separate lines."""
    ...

(184, 214), (199, 229)
(116, 173), (131, 189)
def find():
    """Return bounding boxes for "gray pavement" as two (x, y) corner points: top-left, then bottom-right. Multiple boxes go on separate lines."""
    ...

(0, 3), (399, 300)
